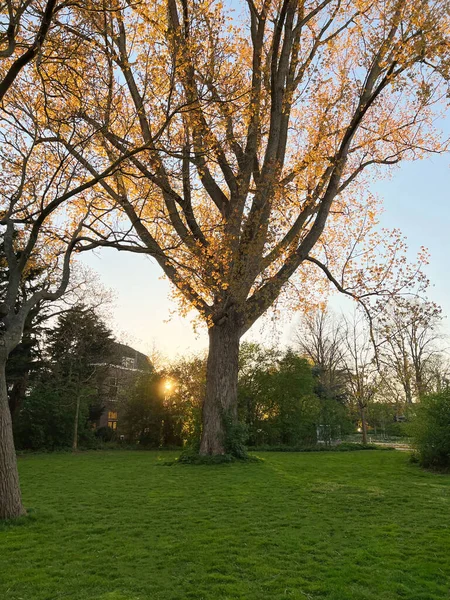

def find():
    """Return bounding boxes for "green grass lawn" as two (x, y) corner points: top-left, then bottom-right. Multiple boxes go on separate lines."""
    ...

(1, 451), (450, 600)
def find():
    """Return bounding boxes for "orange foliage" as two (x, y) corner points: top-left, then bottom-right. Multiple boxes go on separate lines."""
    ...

(20, 0), (450, 332)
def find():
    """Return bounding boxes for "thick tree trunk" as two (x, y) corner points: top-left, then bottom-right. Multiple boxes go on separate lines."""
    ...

(199, 320), (241, 455)
(0, 357), (25, 520)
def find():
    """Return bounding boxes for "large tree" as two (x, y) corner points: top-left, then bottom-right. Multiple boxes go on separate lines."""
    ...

(0, 0), (64, 520)
(46, 0), (449, 455)
(0, 2), (142, 516)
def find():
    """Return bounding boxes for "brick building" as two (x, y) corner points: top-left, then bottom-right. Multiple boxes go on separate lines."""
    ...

(94, 342), (153, 430)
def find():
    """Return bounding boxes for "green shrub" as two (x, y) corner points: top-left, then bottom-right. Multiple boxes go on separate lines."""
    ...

(176, 449), (236, 465)
(410, 390), (450, 471)
(95, 426), (116, 442)
(385, 420), (408, 438)
(173, 448), (261, 465)
(224, 417), (249, 459)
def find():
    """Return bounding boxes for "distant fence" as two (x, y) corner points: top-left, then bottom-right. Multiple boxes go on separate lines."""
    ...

(343, 433), (412, 450)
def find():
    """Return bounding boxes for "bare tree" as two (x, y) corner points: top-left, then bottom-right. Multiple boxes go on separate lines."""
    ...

(425, 353), (450, 395)
(296, 308), (380, 442)
(376, 299), (444, 403)
(340, 313), (378, 444)
(295, 309), (345, 398)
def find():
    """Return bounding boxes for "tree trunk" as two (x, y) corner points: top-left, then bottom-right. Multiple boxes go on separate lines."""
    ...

(199, 319), (241, 455)
(404, 379), (413, 404)
(8, 374), (29, 423)
(72, 391), (80, 452)
(360, 404), (368, 445)
(415, 368), (425, 400)
(0, 357), (25, 520)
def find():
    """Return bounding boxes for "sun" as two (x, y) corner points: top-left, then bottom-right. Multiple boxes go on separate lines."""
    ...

(163, 379), (174, 392)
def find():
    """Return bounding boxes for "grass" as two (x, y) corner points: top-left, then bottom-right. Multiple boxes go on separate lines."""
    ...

(1, 450), (450, 600)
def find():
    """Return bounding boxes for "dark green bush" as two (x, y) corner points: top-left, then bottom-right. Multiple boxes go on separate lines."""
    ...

(224, 417), (249, 459)
(384, 420), (409, 438)
(410, 390), (450, 471)
(174, 443), (261, 465)
(95, 426), (116, 443)
(177, 450), (236, 465)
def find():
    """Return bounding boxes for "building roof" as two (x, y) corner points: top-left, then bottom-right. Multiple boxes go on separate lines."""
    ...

(110, 342), (153, 372)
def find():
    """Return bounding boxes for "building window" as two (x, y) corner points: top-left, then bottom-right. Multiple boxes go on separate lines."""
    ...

(108, 374), (118, 398)
(107, 421), (117, 430)
(108, 411), (118, 420)
(121, 356), (135, 369)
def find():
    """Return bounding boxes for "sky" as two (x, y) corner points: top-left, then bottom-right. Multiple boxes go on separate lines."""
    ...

(82, 151), (450, 361)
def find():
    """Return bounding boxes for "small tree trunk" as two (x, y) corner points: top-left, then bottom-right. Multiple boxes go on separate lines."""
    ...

(0, 357), (25, 520)
(199, 319), (241, 455)
(404, 380), (413, 404)
(360, 404), (368, 445)
(8, 374), (29, 423)
(415, 369), (425, 400)
(72, 392), (80, 452)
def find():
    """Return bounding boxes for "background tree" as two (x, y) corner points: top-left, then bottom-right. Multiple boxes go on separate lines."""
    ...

(1, 254), (112, 423)
(238, 344), (321, 446)
(376, 299), (444, 403)
(340, 313), (379, 444)
(316, 394), (351, 446)
(0, 6), (144, 515)
(265, 350), (320, 446)
(120, 372), (186, 448)
(120, 373), (166, 448)
(45, 305), (114, 450)
(15, 304), (115, 450)
(295, 309), (347, 402)
(164, 355), (207, 446)
(424, 353), (450, 395)
(4, 278), (45, 421)
(294, 310), (355, 443)
(365, 399), (406, 439)
(46, 0), (450, 456)
(238, 342), (280, 445)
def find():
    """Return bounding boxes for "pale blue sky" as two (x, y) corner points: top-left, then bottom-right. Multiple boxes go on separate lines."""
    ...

(82, 153), (450, 360)
(375, 154), (450, 312)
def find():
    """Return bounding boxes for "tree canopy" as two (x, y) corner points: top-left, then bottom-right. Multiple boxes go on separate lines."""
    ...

(24, 0), (446, 455)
